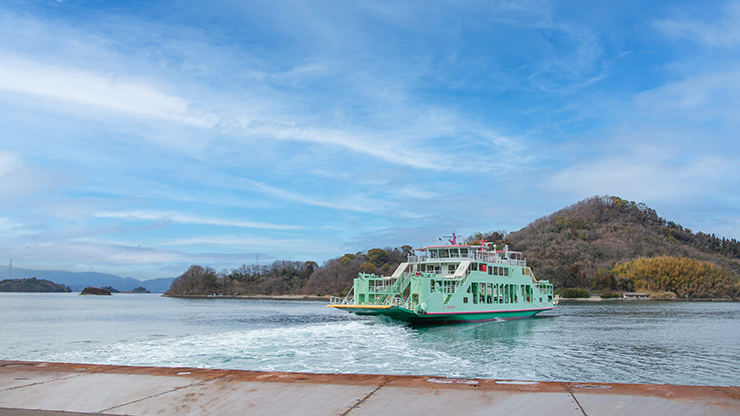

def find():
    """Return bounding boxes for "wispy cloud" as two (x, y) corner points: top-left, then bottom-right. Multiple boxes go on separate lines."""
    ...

(0, 150), (65, 201)
(634, 69), (740, 125)
(0, 217), (31, 238)
(94, 210), (301, 230)
(0, 57), (214, 127)
(163, 236), (313, 247)
(655, 1), (740, 49)
(546, 152), (731, 202)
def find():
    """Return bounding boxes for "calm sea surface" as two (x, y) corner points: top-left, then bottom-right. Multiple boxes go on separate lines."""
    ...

(1, 293), (738, 386)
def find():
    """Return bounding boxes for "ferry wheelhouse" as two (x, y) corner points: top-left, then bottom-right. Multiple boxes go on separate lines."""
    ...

(328, 237), (556, 324)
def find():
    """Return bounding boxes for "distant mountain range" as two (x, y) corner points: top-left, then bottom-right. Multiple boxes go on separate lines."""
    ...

(4, 268), (175, 293)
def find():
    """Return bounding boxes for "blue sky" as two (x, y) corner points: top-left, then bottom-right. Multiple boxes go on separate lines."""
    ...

(0, 0), (738, 279)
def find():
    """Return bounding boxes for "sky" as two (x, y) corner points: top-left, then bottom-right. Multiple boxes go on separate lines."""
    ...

(0, 0), (738, 279)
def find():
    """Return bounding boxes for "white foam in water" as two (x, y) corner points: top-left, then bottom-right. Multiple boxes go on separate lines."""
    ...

(44, 320), (472, 377)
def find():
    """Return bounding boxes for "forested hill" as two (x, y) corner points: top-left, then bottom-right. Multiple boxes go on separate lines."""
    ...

(165, 196), (739, 299)
(496, 196), (740, 289)
(0, 277), (71, 292)
(164, 248), (412, 297)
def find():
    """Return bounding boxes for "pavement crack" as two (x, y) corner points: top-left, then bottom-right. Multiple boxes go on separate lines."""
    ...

(99, 374), (229, 414)
(564, 383), (588, 416)
(341, 380), (386, 416)
(0, 368), (109, 393)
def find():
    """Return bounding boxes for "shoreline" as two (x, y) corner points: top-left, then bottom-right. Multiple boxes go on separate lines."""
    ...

(162, 294), (331, 301)
(558, 296), (737, 302)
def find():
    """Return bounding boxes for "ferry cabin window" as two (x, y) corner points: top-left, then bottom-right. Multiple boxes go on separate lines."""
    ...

(504, 268), (509, 276)
(440, 249), (449, 258)
(429, 249), (438, 258)
(471, 263), (478, 271)
(463, 297), (468, 303)
(480, 264), (487, 272)
(460, 248), (469, 257)
(488, 266), (492, 275)
(448, 264), (456, 274)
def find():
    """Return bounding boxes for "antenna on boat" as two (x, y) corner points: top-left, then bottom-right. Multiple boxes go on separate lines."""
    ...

(440, 233), (457, 245)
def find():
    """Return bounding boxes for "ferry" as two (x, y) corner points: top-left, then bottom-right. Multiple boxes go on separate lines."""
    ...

(328, 235), (556, 324)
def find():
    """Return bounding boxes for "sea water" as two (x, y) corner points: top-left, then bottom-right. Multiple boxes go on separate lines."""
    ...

(0, 293), (738, 386)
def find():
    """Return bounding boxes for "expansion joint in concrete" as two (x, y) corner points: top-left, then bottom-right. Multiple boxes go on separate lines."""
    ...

(564, 383), (588, 416)
(98, 374), (229, 414)
(340, 380), (386, 415)
(0, 367), (109, 394)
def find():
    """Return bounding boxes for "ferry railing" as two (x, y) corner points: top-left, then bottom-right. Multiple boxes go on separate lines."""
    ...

(382, 297), (407, 307)
(408, 253), (526, 267)
(329, 296), (354, 305)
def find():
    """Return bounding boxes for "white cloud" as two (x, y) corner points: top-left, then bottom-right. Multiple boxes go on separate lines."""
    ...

(633, 70), (740, 125)
(240, 179), (384, 213)
(0, 150), (64, 200)
(94, 210), (301, 230)
(0, 151), (22, 177)
(163, 236), (313, 247)
(655, 1), (740, 49)
(0, 56), (214, 127)
(246, 123), (445, 171)
(0, 217), (31, 238)
(546, 153), (731, 202)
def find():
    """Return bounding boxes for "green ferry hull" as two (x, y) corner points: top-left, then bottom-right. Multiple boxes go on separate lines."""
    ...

(329, 304), (553, 324)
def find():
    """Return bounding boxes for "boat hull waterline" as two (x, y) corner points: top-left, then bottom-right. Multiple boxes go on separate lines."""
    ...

(329, 304), (554, 323)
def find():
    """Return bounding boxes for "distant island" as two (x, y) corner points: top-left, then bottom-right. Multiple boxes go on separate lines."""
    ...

(0, 277), (71, 293)
(80, 287), (112, 295)
(101, 286), (151, 294)
(163, 196), (739, 300)
(0, 267), (174, 293)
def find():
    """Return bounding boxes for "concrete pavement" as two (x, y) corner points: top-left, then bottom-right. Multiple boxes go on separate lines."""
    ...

(0, 361), (737, 415)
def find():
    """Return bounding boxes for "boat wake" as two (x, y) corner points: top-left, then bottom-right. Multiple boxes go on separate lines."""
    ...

(43, 320), (478, 377)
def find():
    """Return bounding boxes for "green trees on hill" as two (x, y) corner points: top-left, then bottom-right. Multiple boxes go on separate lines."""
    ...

(165, 247), (412, 296)
(502, 196), (740, 294)
(608, 256), (737, 299)
(301, 246), (411, 295)
(165, 261), (317, 296)
(0, 277), (70, 292)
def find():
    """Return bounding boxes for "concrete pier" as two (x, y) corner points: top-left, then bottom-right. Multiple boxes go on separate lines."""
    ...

(0, 361), (737, 415)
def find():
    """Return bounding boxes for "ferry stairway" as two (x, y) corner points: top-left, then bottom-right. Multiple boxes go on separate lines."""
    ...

(376, 272), (413, 307)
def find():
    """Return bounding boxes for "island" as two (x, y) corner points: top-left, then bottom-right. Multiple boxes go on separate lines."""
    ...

(80, 287), (112, 295)
(0, 277), (71, 292)
(102, 286), (151, 294)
